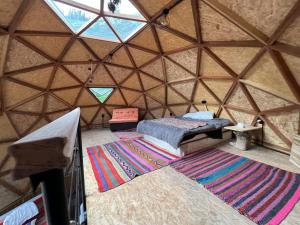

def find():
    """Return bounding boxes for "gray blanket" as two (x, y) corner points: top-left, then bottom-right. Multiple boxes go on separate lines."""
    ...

(137, 117), (232, 148)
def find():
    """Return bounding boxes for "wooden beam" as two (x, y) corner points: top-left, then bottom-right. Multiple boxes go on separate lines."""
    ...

(271, 42), (300, 58)
(268, 1), (300, 45)
(268, 49), (300, 102)
(0, 35), (10, 114)
(201, 0), (269, 45)
(8, 0), (32, 34)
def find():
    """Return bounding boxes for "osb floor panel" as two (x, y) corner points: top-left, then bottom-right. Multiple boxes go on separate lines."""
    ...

(82, 129), (300, 225)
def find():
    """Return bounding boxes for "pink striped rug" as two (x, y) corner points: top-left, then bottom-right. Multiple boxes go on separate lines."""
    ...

(171, 149), (300, 225)
(87, 138), (179, 192)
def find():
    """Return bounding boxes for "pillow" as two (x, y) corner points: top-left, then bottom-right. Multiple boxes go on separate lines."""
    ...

(183, 111), (214, 120)
(4, 202), (38, 225)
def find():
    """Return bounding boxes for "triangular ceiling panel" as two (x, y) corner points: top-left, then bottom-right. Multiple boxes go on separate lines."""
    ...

(13, 67), (53, 89)
(105, 89), (126, 105)
(146, 96), (163, 108)
(128, 47), (157, 67)
(47, 110), (69, 122)
(165, 58), (194, 82)
(267, 110), (299, 142)
(0, 0), (22, 27)
(168, 0), (196, 38)
(226, 85), (253, 110)
(243, 51), (297, 102)
(194, 104), (220, 114)
(278, 16), (300, 47)
(200, 51), (232, 77)
(168, 87), (188, 104)
(164, 109), (172, 118)
(168, 48), (198, 74)
(141, 58), (164, 81)
(9, 112), (39, 135)
(111, 47), (133, 67)
(193, 81), (219, 104)
(140, 73), (163, 90)
(156, 28), (193, 52)
(121, 73), (142, 91)
(65, 64), (92, 83)
(92, 108), (111, 124)
(81, 107), (99, 124)
(227, 109), (255, 126)
(263, 122), (290, 149)
(105, 65), (133, 84)
(4, 80), (41, 108)
(52, 87), (81, 105)
(17, 0), (69, 32)
(219, 108), (233, 121)
(5, 39), (50, 72)
(30, 118), (49, 132)
(246, 84), (293, 111)
(84, 38), (119, 59)
(51, 68), (80, 89)
(130, 95), (146, 109)
(89, 65), (115, 86)
(147, 86), (165, 105)
(203, 80), (233, 102)
(63, 40), (94, 62)
(220, 0), (297, 37)
(199, 1), (253, 41)
(15, 95), (44, 113)
(171, 81), (195, 100)
(150, 108), (164, 118)
(0, 113), (18, 140)
(135, 0), (172, 17)
(121, 89), (142, 105)
(77, 89), (99, 106)
(22, 36), (70, 59)
(129, 26), (159, 51)
(210, 47), (260, 74)
(169, 105), (189, 116)
(46, 94), (69, 113)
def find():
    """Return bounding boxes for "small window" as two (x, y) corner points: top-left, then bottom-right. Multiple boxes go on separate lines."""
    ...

(90, 88), (114, 103)
(47, 0), (97, 32)
(82, 18), (119, 42)
(107, 17), (146, 41)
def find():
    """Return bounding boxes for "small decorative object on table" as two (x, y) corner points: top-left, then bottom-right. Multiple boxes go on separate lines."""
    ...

(290, 134), (300, 168)
(224, 124), (262, 150)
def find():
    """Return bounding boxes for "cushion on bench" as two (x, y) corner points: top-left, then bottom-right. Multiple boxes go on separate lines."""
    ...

(109, 108), (138, 124)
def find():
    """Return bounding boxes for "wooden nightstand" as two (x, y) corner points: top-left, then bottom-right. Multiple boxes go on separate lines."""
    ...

(224, 125), (262, 150)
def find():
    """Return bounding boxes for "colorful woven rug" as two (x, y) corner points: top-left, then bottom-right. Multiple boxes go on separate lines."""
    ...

(113, 131), (143, 140)
(87, 139), (179, 192)
(171, 149), (300, 225)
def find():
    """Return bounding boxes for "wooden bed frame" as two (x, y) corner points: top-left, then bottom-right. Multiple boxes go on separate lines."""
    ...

(144, 129), (232, 157)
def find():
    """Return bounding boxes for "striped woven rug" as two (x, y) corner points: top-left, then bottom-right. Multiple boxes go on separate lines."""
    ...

(171, 149), (300, 225)
(87, 138), (179, 192)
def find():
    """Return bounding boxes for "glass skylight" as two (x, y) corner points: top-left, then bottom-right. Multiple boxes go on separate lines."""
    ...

(48, 1), (97, 32)
(82, 18), (119, 42)
(107, 17), (146, 41)
(104, 0), (145, 19)
(46, 0), (147, 42)
(90, 88), (114, 103)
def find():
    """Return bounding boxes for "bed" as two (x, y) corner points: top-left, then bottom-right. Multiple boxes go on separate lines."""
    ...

(137, 115), (232, 157)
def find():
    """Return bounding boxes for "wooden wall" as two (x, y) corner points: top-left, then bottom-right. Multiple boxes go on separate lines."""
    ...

(0, 0), (300, 210)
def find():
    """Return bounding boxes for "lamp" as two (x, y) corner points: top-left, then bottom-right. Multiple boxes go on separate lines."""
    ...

(157, 8), (170, 26)
(201, 100), (208, 111)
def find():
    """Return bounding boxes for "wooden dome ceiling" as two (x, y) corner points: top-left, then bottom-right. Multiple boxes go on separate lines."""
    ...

(0, 0), (300, 211)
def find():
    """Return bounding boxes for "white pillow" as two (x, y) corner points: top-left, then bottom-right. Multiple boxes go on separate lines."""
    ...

(183, 111), (214, 120)
(4, 202), (38, 225)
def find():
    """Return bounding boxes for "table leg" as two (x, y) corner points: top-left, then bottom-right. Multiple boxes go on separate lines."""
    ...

(232, 131), (251, 150)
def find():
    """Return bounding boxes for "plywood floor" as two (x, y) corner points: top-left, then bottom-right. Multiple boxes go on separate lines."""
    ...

(82, 129), (300, 225)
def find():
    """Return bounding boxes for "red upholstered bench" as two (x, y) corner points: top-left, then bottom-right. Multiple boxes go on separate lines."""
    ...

(109, 108), (139, 131)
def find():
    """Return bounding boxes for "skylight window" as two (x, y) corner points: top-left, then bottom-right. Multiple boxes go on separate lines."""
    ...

(82, 18), (119, 42)
(90, 88), (114, 103)
(107, 17), (146, 41)
(48, 1), (97, 32)
(46, 0), (147, 42)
